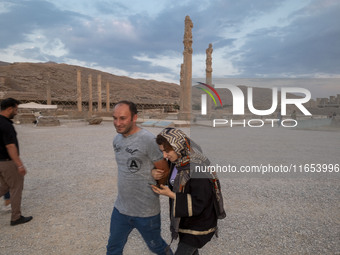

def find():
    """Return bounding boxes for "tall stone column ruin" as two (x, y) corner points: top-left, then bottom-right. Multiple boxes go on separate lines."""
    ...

(0, 77), (5, 99)
(77, 70), (82, 111)
(106, 81), (110, 112)
(46, 71), (52, 105)
(179, 64), (184, 112)
(97, 74), (102, 112)
(206, 43), (213, 86)
(88, 74), (93, 116)
(179, 15), (193, 121)
(46, 83), (51, 105)
(206, 43), (214, 112)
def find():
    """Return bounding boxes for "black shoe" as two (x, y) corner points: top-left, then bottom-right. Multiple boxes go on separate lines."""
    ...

(10, 215), (33, 226)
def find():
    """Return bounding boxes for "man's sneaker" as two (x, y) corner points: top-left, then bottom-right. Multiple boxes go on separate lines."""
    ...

(10, 216), (33, 226)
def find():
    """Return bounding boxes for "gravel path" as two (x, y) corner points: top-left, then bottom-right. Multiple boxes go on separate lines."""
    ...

(0, 121), (339, 255)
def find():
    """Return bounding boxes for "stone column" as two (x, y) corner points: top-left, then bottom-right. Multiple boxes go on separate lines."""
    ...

(179, 64), (184, 112)
(205, 43), (214, 113)
(77, 70), (82, 112)
(206, 43), (213, 85)
(46, 84), (51, 105)
(179, 15), (193, 121)
(106, 81), (110, 112)
(46, 72), (52, 105)
(0, 77), (5, 86)
(97, 74), (102, 112)
(88, 74), (93, 116)
(0, 77), (5, 99)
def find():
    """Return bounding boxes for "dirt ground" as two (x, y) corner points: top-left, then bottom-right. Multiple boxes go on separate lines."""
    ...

(0, 121), (339, 255)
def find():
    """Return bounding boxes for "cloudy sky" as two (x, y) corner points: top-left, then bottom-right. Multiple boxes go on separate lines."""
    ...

(0, 0), (339, 97)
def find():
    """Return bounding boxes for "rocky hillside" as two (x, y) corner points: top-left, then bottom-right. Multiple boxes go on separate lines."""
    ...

(0, 62), (180, 105)
(1, 61), (335, 116)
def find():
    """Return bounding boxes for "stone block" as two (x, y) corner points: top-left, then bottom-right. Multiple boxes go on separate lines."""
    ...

(15, 113), (36, 124)
(36, 116), (60, 126)
(87, 117), (103, 125)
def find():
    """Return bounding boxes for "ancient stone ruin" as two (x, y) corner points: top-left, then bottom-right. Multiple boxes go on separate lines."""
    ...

(178, 15), (193, 120)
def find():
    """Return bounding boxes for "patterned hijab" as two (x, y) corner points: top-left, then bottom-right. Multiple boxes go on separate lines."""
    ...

(158, 127), (210, 168)
(159, 128), (225, 241)
(159, 128), (210, 240)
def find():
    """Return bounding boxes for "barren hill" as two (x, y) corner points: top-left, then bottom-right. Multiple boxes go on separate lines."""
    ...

(0, 62), (180, 105)
(1, 62), (331, 116)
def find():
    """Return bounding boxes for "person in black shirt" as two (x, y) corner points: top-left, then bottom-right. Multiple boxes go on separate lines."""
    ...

(0, 98), (33, 226)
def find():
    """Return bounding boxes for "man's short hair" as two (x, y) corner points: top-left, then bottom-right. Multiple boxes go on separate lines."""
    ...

(115, 100), (138, 117)
(0, 98), (20, 111)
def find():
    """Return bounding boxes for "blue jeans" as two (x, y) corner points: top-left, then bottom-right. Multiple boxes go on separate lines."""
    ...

(107, 207), (172, 255)
(4, 191), (10, 200)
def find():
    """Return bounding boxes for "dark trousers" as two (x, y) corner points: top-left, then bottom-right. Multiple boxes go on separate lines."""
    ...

(175, 242), (199, 255)
(0, 161), (24, 221)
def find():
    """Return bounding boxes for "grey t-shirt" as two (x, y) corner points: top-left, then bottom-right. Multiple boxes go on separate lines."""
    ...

(113, 128), (163, 217)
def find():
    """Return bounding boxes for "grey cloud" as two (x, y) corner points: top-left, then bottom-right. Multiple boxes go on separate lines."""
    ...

(94, 1), (128, 15)
(1, 0), (339, 80)
(0, 0), (85, 47)
(233, 2), (340, 77)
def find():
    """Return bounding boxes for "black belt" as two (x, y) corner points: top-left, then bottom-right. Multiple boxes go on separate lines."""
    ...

(0, 158), (11, 161)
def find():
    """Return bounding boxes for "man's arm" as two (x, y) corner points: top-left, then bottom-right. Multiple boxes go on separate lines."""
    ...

(6, 143), (26, 176)
(153, 159), (170, 185)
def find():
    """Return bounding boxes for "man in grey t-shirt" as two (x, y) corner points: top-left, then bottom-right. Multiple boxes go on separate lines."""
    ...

(107, 101), (172, 255)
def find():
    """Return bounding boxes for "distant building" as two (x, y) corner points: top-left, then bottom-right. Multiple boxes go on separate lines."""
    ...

(316, 94), (340, 108)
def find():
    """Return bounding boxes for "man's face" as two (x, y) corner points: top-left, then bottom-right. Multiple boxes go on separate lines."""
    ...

(8, 105), (18, 119)
(113, 104), (136, 136)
